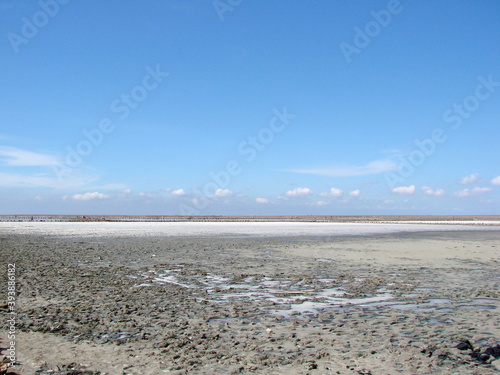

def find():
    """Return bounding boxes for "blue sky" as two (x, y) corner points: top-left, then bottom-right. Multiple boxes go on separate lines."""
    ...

(0, 0), (499, 215)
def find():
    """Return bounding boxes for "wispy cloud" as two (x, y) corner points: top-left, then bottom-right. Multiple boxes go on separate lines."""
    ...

(0, 146), (59, 167)
(459, 173), (479, 185)
(454, 187), (492, 197)
(290, 159), (397, 177)
(89, 183), (128, 190)
(0, 171), (96, 189)
(256, 197), (269, 204)
(0, 145), (101, 189)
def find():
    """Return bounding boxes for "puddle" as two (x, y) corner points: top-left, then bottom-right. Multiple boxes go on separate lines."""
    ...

(435, 308), (454, 313)
(471, 298), (497, 304)
(428, 318), (444, 325)
(154, 275), (193, 288)
(457, 305), (496, 310)
(266, 292), (394, 318)
(388, 304), (436, 312)
(136, 269), (397, 317)
(366, 297), (496, 313)
(360, 297), (450, 312)
(402, 293), (419, 298)
(428, 298), (451, 305)
(136, 266), (499, 318)
(137, 269), (498, 318)
(208, 317), (237, 324)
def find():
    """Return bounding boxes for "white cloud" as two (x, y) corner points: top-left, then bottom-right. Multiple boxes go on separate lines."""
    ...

(455, 189), (470, 198)
(459, 173), (479, 185)
(0, 146), (59, 167)
(392, 185), (415, 195)
(290, 159), (397, 177)
(0, 171), (96, 189)
(491, 176), (500, 186)
(454, 187), (492, 197)
(139, 191), (157, 198)
(285, 187), (313, 197)
(0, 145), (98, 189)
(171, 188), (186, 196)
(34, 196), (42, 201)
(320, 187), (343, 198)
(316, 200), (328, 206)
(72, 192), (109, 201)
(123, 189), (132, 194)
(215, 188), (233, 197)
(0, 172), (56, 188)
(256, 197), (269, 204)
(89, 183), (128, 190)
(422, 186), (444, 196)
(472, 187), (491, 193)
(348, 189), (360, 197)
(103, 184), (128, 190)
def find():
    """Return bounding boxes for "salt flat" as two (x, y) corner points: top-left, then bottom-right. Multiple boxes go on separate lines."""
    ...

(1, 220), (498, 237)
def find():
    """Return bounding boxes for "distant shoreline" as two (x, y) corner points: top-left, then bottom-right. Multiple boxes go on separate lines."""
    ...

(0, 214), (499, 223)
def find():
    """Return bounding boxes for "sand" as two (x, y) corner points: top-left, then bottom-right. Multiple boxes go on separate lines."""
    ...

(0, 222), (499, 374)
(1, 221), (499, 238)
